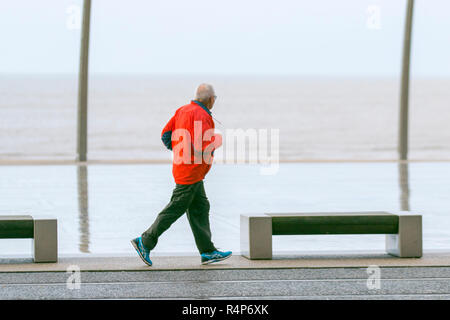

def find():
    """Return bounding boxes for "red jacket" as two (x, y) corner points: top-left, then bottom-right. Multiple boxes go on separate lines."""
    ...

(161, 100), (222, 185)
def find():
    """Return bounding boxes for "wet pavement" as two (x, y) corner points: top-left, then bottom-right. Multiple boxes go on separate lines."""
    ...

(1, 161), (450, 300)
(0, 161), (449, 257)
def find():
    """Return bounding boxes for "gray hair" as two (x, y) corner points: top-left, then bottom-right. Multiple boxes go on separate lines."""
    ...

(195, 83), (215, 102)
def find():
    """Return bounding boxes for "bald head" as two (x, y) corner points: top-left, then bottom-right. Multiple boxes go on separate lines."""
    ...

(195, 83), (216, 110)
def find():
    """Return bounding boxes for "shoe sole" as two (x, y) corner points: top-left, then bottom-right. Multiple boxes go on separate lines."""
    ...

(201, 253), (232, 265)
(130, 239), (152, 267)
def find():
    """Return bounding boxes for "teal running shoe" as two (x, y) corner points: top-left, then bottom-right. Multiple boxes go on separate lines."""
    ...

(201, 250), (232, 265)
(131, 237), (152, 266)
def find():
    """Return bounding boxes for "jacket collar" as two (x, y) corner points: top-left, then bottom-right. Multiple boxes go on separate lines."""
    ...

(192, 100), (212, 116)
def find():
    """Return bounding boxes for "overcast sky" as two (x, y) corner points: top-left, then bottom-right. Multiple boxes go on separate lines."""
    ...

(0, 0), (449, 76)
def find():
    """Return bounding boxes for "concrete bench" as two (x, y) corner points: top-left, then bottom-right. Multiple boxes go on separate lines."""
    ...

(0, 215), (58, 262)
(240, 211), (422, 259)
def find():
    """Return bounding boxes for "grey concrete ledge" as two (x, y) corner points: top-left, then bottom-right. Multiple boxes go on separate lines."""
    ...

(2, 251), (450, 273)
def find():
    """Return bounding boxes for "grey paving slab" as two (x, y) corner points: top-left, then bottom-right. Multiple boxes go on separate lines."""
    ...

(1, 278), (450, 300)
(1, 267), (450, 300)
(2, 267), (450, 284)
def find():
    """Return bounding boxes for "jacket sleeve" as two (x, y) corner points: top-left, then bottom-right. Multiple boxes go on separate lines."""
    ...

(161, 115), (175, 151)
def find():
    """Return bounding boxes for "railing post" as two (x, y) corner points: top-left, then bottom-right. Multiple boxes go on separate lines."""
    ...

(77, 0), (92, 162)
(399, 0), (415, 161)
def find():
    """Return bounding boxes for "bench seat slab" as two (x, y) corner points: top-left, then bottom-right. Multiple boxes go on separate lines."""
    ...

(0, 215), (33, 238)
(269, 212), (399, 235)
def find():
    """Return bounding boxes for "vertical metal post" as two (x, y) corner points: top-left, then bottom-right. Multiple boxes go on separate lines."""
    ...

(77, 0), (92, 162)
(399, 0), (415, 160)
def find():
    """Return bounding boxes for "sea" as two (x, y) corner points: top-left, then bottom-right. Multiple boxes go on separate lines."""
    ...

(1, 74), (450, 161)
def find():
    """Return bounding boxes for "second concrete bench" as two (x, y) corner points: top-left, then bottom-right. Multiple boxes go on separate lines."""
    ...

(240, 211), (422, 259)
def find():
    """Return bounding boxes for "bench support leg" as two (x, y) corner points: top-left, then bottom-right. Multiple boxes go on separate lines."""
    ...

(33, 218), (58, 263)
(386, 214), (422, 258)
(240, 215), (272, 259)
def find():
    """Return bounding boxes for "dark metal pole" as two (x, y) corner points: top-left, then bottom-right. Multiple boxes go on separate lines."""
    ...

(77, 0), (92, 162)
(399, 0), (415, 160)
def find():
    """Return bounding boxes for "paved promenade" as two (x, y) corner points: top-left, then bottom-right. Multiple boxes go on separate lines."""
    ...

(2, 251), (450, 272)
(1, 252), (450, 299)
(1, 162), (450, 299)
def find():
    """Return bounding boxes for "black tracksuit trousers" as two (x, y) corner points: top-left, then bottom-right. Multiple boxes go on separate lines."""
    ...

(141, 180), (217, 254)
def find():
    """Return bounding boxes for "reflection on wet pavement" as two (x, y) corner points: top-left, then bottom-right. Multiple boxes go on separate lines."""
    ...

(398, 162), (410, 211)
(77, 165), (89, 253)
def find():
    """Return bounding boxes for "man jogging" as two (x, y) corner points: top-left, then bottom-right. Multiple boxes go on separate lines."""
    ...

(131, 83), (232, 266)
